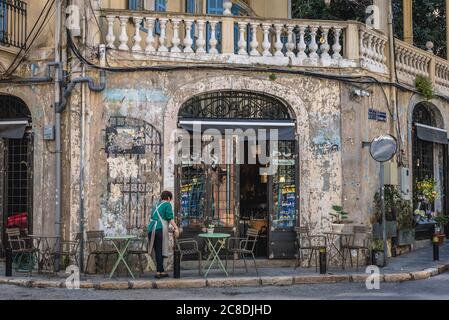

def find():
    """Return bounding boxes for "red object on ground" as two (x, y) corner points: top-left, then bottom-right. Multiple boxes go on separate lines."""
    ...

(6, 213), (28, 229)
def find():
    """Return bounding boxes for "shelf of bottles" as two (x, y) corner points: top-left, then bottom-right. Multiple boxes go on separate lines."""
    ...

(180, 165), (205, 228)
(272, 141), (297, 230)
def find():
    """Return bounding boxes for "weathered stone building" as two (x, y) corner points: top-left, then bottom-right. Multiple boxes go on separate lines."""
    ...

(1, 0), (449, 264)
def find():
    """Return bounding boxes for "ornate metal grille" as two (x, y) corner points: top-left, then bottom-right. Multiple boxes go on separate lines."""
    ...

(0, 94), (30, 119)
(178, 90), (292, 120)
(106, 117), (163, 230)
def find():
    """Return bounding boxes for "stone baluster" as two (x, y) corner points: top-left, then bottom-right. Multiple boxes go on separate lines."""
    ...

(381, 39), (388, 67)
(105, 16), (116, 49)
(118, 16), (129, 51)
(273, 24), (285, 57)
(308, 26), (319, 59)
(196, 20), (206, 54)
(359, 30), (367, 65)
(209, 20), (219, 54)
(183, 19), (194, 53)
(285, 25), (296, 58)
(366, 34), (375, 66)
(145, 17), (156, 53)
(249, 23), (260, 56)
(319, 26), (330, 60)
(158, 18), (168, 52)
(132, 16), (143, 52)
(374, 37), (383, 68)
(237, 22), (248, 55)
(261, 24), (272, 57)
(396, 47), (404, 73)
(332, 27), (342, 60)
(297, 25), (307, 59)
(171, 19), (182, 53)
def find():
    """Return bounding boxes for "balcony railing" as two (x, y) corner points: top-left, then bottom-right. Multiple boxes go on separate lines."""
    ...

(0, 0), (27, 49)
(99, 9), (449, 95)
(101, 10), (356, 68)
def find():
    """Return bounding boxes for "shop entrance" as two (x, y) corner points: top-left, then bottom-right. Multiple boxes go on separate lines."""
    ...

(176, 90), (298, 259)
(0, 95), (33, 256)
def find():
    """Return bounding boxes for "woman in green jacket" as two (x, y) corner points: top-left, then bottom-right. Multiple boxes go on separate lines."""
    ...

(148, 191), (180, 279)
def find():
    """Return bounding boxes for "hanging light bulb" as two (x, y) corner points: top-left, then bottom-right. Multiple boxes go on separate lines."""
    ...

(324, 0), (331, 7)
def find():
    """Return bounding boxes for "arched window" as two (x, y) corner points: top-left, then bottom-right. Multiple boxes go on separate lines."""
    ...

(412, 103), (438, 182)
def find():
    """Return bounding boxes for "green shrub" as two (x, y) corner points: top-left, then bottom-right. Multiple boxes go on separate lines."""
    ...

(415, 75), (435, 100)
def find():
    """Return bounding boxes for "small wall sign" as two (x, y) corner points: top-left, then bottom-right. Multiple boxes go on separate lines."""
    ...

(368, 108), (387, 122)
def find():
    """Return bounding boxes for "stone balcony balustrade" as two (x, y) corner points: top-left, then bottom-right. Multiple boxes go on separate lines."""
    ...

(98, 8), (449, 96)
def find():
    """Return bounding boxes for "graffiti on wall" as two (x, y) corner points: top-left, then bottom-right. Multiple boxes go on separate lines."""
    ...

(311, 129), (341, 157)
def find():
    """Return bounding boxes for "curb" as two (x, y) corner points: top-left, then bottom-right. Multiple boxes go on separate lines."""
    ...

(1, 262), (449, 290)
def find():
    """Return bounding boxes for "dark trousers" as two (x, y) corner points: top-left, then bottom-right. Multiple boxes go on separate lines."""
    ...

(149, 230), (164, 273)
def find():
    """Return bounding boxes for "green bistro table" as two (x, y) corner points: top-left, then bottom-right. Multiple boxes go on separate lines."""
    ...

(199, 233), (231, 279)
(104, 235), (137, 279)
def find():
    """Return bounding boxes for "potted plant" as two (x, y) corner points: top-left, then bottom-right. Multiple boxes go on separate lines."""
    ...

(434, 215), (449, 246)
(397, 199), (415, 246)
(329, 205), (349, 233)
(372, 186), (400, 239)
(415, 178), (439, 222)
(371, 239), (385, 267)
(207, 223), (215, 234)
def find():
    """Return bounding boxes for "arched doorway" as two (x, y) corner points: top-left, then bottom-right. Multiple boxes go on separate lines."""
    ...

(0, 95), (33, 254)
(175, 90), (298, 259)
(412, 102), (448, 239)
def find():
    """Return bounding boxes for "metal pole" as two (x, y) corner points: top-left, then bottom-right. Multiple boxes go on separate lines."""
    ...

(380, 162), (388, 267)
(78, 15), (87, 274)
(54, 0), (63, 272)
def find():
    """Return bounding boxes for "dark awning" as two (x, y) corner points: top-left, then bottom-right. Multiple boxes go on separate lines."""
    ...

(416, 123), (448, 145)
(0, 119), (29, 139)
(178, 119), (296, 140)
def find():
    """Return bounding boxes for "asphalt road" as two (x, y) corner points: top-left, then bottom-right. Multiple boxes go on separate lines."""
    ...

(1, 272), (449, 300)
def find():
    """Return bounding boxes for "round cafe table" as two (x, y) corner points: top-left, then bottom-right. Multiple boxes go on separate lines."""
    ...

(198, 233), (231, 278)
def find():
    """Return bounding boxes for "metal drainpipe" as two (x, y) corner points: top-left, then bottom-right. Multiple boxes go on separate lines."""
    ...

(54, 0), (63, 272)
(79, 14), (87, 275)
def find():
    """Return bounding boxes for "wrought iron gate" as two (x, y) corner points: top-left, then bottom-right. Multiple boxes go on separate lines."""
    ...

(106, 116), (162, 230)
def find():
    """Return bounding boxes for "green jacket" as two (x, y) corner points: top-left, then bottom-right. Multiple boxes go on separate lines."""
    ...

(148, 201), (174, 232)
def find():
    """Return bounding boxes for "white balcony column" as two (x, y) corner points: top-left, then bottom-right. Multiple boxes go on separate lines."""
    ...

(196, 20), (206, 54)
(249, 23), (260, 56)
(105, 16), (116, 49)
(332, 27), (342, 60)
(320, 26), (331, 60)
(208, 21), (219, 54)
(183, 19), (194, 53)
(366, 34), (375, 65)
(274, 24), (285, 57)
(297, 25), (307, 59)
(144, 17), (156, 53)
(237, 22), (248, 55)
(132, 17), (143, 52)
(308, 26), (319, 59)
(261, 24), (272, 57)
(223, 0), (233, 16)
(118, 16), (129, 51)
(285, 25), (296, 58)
(158, 18), (169, 52)
(171, 19), (182, 53)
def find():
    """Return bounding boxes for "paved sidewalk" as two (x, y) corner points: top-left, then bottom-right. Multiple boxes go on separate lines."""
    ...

(0, 242), (448, 290)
